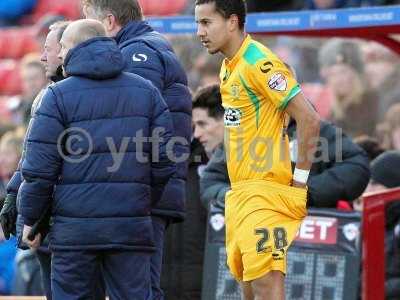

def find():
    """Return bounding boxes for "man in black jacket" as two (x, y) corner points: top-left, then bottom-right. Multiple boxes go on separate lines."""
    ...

(161, 139), (208, 300)
(199, 84), (371, 210)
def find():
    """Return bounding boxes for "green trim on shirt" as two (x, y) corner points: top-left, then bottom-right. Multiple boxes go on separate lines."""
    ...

(239, 74), (261, 128)
(243, 43), (267, 66)
(279, 84), (301, 111)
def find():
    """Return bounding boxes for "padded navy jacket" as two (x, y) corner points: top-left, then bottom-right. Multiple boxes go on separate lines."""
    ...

(115, 21), (192, 222)
(18, 37), (176, 251)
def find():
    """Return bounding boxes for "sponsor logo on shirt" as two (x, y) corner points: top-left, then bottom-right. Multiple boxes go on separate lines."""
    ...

(230, 84), (240, 100)
(260, 61), (273, 74)
(224, 108), (242, 127)
(268, 73), (287, 91)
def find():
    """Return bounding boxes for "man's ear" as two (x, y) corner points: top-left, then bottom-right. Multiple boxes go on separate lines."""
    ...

(228, 14), (240, 32)
(103, 13), (117, 32)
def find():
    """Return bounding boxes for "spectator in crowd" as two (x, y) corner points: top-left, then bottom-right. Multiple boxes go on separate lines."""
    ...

(192, 85), (224, 157)
(0, 130), (23, 203)
(287, 118), (370, 208)
(361, 41), (399, 92)
(199, 85), (370, 210)
(0, 130), (43, 296)
(161, 139), (208, 300)
(191, 85), (227, 210)
(19, 19), (175, 299)
(7, 54), (48, 126)
(0, 231), (16, 295)
(376, 103), (400, 151)
(319, 38), (379, 137)
(82, 1), (192, 298)
(303, 0), (362, 9)
(354, 135), (386, 161)
(196, 53), (223, 88)
(167, 36), (206, 91)
(246, 0), (301, 12)
(0, 131), (21, 295)
(12, 249), (43, 296)
(362, 151), (400, 299)
(366, 150), (400, 192)
(361, 41), (400, 120)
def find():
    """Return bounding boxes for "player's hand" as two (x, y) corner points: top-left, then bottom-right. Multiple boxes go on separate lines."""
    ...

(291, 180), (307, 189)
(22, 225), (41, 249)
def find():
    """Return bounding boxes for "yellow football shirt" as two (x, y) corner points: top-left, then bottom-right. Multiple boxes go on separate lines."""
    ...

(220, 34), (301, 185)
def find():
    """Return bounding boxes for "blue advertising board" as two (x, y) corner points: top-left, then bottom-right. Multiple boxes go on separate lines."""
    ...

(147, 6), (400, 35)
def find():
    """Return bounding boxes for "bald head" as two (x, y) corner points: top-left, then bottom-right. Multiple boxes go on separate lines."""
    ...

(65, 19), (106, 47)
(58, 19), (106, 76)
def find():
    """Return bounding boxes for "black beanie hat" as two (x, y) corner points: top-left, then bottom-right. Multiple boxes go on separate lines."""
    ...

(371, 151), (400, 188)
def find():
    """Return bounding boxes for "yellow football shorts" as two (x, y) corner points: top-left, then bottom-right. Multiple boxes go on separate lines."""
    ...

(225, 179), (307, 282)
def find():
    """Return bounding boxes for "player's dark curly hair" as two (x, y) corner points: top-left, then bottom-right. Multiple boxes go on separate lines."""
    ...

(195, 0), (247, 30)
(192, 84), (224, 119)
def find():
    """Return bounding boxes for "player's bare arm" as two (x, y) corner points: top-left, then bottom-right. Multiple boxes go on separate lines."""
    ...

(285, 94), (320, 188)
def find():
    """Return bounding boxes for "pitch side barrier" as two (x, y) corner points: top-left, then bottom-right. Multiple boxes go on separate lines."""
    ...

(147, 5), (400, 53)
(362, 187), (400, 300)
(202, 206), (361, 300)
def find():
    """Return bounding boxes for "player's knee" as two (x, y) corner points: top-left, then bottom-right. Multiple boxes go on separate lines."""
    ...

(252, 270), (285, 295)
(241, 281), (254, 300)
(268, 270), (285, 281)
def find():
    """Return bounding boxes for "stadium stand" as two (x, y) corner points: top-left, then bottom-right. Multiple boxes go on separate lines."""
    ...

(0, 28), (38, 59)
(21, 0), (81, 24)
(0, 3), (399, 300)
(0, 60), (21, 95)
(138, 0), (188, 16)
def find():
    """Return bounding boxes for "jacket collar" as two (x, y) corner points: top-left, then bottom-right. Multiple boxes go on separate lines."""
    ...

(115, 21), (153, 45)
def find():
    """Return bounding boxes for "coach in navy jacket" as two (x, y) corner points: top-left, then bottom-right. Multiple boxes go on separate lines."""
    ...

(19, 29), (176, 252)
(19, 20), (176, 299)
(83, 2), (192, 298)
(115, 21), (192, 222)
(84, 1), (192, 223)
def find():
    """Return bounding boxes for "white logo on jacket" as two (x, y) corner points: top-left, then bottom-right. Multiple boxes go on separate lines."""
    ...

(132, 53), (148, 62)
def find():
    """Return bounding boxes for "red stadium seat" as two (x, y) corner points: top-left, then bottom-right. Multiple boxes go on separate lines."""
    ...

(28, 0), (81, 23)
(138, 0), (187, 16)
(0, 60), (22, 95)
(25, 0), (187, 23)
(0, 27), (39, 59)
